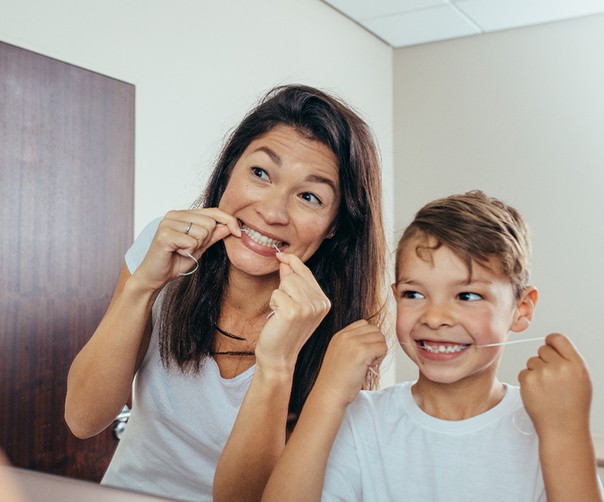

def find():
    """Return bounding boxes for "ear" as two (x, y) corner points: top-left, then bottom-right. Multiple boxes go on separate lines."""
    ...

(510, 286), (539, 333)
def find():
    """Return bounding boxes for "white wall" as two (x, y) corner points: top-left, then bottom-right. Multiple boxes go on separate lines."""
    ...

(0, 0), (393, 233)
(393, 14), (604, 433)
(0, 0), (395, 382)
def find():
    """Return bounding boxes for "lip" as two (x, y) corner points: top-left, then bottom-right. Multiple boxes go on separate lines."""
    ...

(238, 220), (289, 253)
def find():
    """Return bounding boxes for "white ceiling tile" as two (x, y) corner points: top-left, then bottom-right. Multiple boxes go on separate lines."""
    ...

(322, 0), (445, 22)
(455, 0), (604, 32)
(362, 4), (481, 48)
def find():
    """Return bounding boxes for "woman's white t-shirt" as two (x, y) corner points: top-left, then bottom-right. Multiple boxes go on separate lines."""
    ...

(102, 218), (255, 502)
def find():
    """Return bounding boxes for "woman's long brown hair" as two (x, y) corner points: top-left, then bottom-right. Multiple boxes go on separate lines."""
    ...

(159, 84), (387, 427)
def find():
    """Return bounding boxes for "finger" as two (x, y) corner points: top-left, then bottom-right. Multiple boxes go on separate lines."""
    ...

(276, 272), (331, 318)
(190, 208), (241, 237)
(164, 208), (241, 243)
(536, 344), (559, 364)
(525, 355), (545, 371)
(275, 253), (324, 296)
(279, 261), (294, 280)
(342, 319), (370, 331)
(544, 333), (583, 363)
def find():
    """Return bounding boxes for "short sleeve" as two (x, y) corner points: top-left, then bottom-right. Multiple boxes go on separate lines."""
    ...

(125, 217), (162, 273)
(321, 411), (363, 502)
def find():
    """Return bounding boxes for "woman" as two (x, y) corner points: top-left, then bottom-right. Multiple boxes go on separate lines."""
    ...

(65, 84), (387, 501)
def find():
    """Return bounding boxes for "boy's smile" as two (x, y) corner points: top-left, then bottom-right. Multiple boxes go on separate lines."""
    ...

(392, 234), (528, 386)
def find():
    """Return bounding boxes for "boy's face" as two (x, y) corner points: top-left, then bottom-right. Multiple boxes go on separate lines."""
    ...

(392, 235), (532, 386)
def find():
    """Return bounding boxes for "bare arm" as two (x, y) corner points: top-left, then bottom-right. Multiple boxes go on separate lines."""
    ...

(64, 263), (155, 438)
(519, 333), (602, 502)
(65, 209), (241, 439)
(262, 320), (387, 502)
(214, 253), (336, 502)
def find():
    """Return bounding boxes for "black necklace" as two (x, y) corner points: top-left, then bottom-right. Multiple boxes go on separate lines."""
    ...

(214, 324), (246, 341)
(212, 324), (255, 356)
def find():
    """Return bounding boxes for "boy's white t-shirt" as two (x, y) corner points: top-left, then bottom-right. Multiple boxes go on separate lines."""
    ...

(322, 381), (545, 502)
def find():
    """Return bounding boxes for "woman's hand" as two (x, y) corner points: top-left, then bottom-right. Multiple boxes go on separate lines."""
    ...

(255, 252), (331, 374)
(133, 208), (241, 292)
(313, 319), (387, 407)
(519, 333), (592, 435)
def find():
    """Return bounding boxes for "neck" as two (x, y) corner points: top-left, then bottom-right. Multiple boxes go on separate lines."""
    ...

(412, 374), (505, 421)
(219, 267), (279, 338)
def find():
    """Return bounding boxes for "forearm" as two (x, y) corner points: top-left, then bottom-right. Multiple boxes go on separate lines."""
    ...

(539, 426), (602, 502)
(213, 364), (293, 502)
(65, 273), (156, 438)
(262, 384), (348, 502)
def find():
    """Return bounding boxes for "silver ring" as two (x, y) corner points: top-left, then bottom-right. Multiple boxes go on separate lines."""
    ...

(184, 222), (193, 235)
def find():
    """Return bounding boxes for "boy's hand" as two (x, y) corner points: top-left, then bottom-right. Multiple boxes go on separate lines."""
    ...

(312, 320), (388, 408)
(519, 333), (592, 436)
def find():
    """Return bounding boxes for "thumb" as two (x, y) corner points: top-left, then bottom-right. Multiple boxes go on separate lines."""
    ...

(279, 261), (293, 279)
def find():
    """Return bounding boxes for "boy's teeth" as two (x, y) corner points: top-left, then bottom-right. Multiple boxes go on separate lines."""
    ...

(241, 224), (282, 248)
(421, 341), (468, 354)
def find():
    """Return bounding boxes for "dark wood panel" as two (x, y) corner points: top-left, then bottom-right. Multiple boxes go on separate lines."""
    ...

(0, 40), (135, 481)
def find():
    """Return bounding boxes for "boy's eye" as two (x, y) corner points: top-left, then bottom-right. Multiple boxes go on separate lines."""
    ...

(402, 290), (424, 299)
(251, 167), (269, 180)
(458, 292), (482, 301)
(300, 192), (322, 206)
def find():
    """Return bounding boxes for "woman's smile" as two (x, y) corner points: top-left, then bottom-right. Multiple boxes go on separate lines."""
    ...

(219, 124), (340, 276)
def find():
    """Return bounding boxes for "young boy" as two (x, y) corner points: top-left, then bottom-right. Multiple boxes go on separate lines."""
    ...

(263, 190), (603, 501)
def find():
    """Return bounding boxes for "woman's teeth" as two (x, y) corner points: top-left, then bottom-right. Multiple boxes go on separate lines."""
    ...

(420, 341), (469, 354)
(241, 224), (283, 248)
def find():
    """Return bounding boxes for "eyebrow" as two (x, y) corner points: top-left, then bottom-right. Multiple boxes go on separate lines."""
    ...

(394, 277), (494, 288)
(253, 146), (282, 166)
(252, 146), (338, 195)
(307, 174), (338, 195)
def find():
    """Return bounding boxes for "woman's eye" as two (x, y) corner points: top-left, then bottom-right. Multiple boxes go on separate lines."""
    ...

(402, 290), (424, 299)
(251, 167), (269, 180)
(458, 292), (482, 301)
(300, 192), (322, 205)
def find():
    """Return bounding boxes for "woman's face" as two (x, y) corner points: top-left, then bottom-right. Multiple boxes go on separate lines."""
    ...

(219, 125), (340, 277)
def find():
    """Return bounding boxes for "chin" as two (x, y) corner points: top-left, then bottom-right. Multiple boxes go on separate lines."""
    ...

(225, 247), (279, 278)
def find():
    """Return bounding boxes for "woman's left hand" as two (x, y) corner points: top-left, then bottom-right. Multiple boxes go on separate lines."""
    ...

(255, 252), (331, 374)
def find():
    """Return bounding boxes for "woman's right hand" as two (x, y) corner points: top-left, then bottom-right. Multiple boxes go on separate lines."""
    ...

(133, 208), (241, 291)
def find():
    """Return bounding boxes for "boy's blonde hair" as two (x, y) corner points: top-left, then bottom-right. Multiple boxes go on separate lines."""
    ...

(396, 190), (531, 299)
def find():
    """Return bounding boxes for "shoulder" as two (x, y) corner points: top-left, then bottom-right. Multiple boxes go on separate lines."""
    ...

(125, 217), (163, 273)
(344, 381), (413, 422)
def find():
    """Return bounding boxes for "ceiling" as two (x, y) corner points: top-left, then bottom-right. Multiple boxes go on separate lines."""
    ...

(321, 0), (604, 48)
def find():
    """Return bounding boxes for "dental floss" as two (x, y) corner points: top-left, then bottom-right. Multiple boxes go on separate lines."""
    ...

(179, 250), (199, 276)
(475, 336), (545, 348)
(273, 243), (281, 253)
(398, 336), (546, 350)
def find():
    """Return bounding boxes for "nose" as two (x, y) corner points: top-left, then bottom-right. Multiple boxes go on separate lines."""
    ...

(420, 301), (455, 329)
(255, 191), (290, 225)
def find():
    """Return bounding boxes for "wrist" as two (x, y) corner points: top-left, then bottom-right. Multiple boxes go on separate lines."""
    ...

(254, 358), (296, 387)
(121, 273), (162, 308)
(537, 421), (593, 450)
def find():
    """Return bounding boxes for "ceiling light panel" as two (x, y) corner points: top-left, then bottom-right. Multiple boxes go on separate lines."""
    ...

(456, 0), (604, 32)
(323, 0), (446, 21)
(363, 5), (480, 47)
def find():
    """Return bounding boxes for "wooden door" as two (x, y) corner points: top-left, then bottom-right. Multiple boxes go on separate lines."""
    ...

(0, 41), (135, 481)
